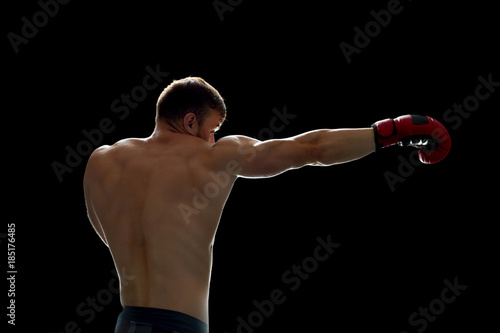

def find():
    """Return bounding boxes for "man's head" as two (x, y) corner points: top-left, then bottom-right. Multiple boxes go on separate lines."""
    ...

(156, 77), (226, 143)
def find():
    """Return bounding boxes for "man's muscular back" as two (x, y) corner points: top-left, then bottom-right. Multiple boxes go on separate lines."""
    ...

(83, 132), (237, 323)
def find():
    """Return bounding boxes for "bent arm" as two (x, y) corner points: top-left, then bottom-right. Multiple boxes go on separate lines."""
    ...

(83, 147), (110, 246)
(85, 193), (109, 247)
(212, 128), (375, 179)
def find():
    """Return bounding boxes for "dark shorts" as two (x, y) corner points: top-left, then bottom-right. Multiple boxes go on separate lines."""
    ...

(114, 306), (209, 333)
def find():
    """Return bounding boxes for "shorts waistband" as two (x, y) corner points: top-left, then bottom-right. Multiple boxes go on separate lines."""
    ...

(117, 306), (208, 333)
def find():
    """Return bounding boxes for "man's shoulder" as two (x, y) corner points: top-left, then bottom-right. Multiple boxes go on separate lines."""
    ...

(84, 145), (113, 180)
(84, 140), (130, 177)
(92, 138), (143, 157)
(212, 135), (257, 150)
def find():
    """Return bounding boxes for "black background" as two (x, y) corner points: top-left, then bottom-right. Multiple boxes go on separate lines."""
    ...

(4, 0), (498, 332)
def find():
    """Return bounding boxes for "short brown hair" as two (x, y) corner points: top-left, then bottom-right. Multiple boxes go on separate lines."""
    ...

(156, 77), (226, 126)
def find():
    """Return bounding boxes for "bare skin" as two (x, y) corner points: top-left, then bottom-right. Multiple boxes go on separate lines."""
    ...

(83, 109), (375, 323)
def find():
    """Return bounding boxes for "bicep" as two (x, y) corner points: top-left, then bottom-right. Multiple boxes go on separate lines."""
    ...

(212, 135), (315, 179)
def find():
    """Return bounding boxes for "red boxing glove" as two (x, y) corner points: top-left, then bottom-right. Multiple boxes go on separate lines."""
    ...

(372, 115), (451, 164)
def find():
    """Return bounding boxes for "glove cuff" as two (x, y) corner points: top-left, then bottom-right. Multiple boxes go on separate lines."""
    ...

(371, 118), (398, 150)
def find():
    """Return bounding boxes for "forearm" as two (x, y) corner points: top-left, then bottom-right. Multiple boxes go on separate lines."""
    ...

(297, 128), (375, 166)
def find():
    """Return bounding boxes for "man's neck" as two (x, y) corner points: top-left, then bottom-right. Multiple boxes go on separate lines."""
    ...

(152, 121), (194, 142)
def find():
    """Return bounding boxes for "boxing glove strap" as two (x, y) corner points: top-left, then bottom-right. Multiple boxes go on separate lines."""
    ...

(371, 118), (398, 150)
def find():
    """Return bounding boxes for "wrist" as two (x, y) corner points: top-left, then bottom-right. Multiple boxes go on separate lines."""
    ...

(371, 118), (398, 150)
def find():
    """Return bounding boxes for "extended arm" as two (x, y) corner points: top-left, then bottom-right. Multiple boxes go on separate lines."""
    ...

(212, 114), (451, 178)
(212, 128), (375, 178)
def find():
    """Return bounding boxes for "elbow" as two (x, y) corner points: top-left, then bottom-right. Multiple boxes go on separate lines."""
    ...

(308, 140), (328, 166)
(310, 140), (344, 166)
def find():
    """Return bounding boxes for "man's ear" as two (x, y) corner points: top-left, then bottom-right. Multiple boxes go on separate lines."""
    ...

(182, 112), (198, 135)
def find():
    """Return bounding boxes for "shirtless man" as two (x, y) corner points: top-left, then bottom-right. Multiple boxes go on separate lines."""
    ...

(83, 77), (450, 332)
